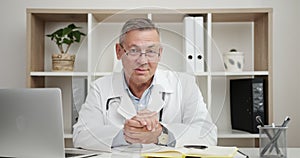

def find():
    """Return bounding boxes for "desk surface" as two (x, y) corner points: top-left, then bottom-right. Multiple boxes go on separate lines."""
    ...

(70, 147), (300, 158)
(238, 148), (300, 158)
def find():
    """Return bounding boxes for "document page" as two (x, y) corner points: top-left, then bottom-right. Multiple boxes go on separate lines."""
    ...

(142, 146), (238, 158)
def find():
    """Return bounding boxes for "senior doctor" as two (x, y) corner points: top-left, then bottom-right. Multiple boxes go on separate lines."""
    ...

(73, 18), (217, 152)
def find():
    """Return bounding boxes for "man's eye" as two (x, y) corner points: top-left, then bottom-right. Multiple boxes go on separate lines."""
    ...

(129, 49), (138, 53)
(146, 49), (156, 54)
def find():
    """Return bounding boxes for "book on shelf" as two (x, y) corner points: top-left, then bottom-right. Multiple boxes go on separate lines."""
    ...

(141, 146), (238, 158)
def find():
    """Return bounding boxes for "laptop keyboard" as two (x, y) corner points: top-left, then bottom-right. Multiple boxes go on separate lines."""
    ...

(65, 152), (85, 158)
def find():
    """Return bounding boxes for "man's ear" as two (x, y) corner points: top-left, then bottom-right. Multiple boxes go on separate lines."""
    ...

(158, 47), (163, 60)
(115, 43), (123, 60)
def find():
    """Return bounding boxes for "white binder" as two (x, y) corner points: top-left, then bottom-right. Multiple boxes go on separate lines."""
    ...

(183, 16), (195, 73)
(194, 16), (205, 73)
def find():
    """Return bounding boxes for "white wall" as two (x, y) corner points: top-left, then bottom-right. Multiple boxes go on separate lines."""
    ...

(0, 0), (299, 146)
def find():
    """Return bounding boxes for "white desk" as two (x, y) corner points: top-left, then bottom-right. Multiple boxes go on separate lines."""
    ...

(238, 148), (300, 158)
(70, 147), (300, 158)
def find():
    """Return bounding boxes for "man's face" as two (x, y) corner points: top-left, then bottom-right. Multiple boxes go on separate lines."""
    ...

(116, 29), (162, 85)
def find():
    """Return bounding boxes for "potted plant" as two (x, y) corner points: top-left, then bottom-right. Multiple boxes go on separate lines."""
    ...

(46, 23), (86, 71)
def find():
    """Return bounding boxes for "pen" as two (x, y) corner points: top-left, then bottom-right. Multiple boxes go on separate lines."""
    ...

(270, 122), (280, 154)
(256, 116), (265, 127)
(269, 116), (291, 153)
(184, 145), (207, 149)
(281, 116), (290, 127)
(238, 150), (249, 158)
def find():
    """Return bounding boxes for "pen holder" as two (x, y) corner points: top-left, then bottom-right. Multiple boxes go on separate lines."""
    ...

(259, 126), (287, 158)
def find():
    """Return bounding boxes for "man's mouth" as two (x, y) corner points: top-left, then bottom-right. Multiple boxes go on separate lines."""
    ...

(134, 68), (148, 74)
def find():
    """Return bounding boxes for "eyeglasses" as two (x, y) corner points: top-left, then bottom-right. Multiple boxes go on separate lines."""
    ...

(120, 44), (160, 61)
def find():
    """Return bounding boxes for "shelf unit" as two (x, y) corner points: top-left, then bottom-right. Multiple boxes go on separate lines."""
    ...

(27, 8), (272, 147)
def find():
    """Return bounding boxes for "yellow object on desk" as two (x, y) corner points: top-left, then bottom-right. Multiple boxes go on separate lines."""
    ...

(141, 146), (238, 158)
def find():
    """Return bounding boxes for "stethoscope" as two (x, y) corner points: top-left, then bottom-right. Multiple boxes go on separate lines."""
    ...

(105, 97), (121, 111)
(105, 92), (166, 122)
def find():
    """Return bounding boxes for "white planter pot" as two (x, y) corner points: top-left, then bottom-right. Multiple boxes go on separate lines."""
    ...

(223, 51), (244, 72)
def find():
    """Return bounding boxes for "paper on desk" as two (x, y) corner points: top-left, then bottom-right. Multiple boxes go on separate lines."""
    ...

(141, 146), (238, 158)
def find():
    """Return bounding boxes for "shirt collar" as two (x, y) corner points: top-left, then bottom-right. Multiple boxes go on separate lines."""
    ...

(122, 69), (174, 95)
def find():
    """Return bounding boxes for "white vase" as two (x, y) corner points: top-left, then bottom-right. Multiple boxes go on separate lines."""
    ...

(223, 51), (244, 72)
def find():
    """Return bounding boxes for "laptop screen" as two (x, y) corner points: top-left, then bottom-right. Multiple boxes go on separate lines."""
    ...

(0, 88), (65, 158)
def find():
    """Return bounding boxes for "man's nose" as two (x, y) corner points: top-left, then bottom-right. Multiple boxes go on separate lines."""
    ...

(136, 52), (148, 64)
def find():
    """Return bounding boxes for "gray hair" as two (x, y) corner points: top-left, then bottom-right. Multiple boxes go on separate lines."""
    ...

(119, 18), (160, 44)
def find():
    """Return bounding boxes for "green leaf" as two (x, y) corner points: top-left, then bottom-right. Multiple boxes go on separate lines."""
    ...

(54, 29), (63, 37)
(73, 31), (81, 42)
(67, 32), (74, 40)
(63, 38), (72, 45)
(68, 23), (77, 29)
(62, 27), (72, 36)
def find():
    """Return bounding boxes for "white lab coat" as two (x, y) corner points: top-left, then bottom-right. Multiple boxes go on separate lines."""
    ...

(73, 69), (217, 152)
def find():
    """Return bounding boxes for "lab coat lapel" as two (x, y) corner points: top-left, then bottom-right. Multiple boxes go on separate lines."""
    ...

(117, 94), (136, 119)
(147, 70), (175, 112)
(147, 85), (165, 112)
(111, 72), (137, 119)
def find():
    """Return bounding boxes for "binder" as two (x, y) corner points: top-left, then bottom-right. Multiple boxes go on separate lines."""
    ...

(183, 16), (195, 73)
(194, 16), (205, 72)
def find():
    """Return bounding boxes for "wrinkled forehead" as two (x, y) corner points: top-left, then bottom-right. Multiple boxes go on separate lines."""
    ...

(126, 42), (161, 49)
(123, 29), (160, 45)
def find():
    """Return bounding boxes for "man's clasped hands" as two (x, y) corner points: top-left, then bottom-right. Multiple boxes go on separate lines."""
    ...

(123, 109), (163, 144)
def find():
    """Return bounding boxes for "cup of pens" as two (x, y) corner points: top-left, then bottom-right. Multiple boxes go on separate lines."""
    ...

(257, 116), (290, 158)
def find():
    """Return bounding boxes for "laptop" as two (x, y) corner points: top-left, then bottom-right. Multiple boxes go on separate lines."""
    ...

(0, 88), (99, 158)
